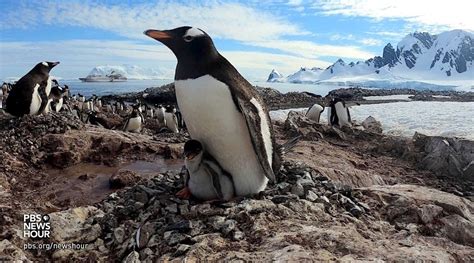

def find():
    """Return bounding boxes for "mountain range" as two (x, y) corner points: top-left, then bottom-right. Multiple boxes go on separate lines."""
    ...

(87, 64), (172, 80)
(267, 30), (474, 89)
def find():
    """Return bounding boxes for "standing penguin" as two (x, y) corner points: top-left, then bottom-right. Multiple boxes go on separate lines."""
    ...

(123, 105), (144, 133)
(305, 103), (325, 123)
(329, 98), (355, 127)
(6, 61), (59, 116)
(164, 105), (179, 133)
(177, 139), (235, 201)
(145, 26), (278, 195)
(154, 104), (166, 126)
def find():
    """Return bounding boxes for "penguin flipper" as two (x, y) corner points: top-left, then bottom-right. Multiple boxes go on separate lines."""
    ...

(203, 162), (224, 200)
(237, 97), (276, 182)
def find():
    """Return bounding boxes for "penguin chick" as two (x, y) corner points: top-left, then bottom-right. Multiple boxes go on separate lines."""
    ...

(177, 139), (235, 201)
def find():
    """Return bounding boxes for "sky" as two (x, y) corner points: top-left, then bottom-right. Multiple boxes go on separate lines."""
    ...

(1, 0), (473, 81)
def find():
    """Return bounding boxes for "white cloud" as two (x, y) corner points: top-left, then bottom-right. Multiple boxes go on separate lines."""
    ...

(249, 39), (375, 60)
(358, 38), (383, 46)
(1, 1), (307, 42)
(312, 0), (474, 31)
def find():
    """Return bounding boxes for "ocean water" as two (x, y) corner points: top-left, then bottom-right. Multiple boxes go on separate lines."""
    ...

(270, 101), (474, 140)
(62, 79), (345, 97)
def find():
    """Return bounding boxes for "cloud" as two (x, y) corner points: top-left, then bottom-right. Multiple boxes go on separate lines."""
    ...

(248, 39), (375, 60)
(311, 0), (474, 31)
(0, 40), (328, 81)
(358, 38), (383, 46)
(1, 1), (308, 42)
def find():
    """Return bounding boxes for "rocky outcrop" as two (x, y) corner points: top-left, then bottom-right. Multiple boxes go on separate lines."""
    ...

(414, 133), (474, 178)
(362, 116), (383, 133)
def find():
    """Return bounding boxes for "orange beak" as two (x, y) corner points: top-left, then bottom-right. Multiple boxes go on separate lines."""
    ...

(144, 29), (172, 40)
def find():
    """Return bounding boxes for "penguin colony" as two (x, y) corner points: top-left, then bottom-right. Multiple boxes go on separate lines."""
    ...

(3, 26), (359, 201)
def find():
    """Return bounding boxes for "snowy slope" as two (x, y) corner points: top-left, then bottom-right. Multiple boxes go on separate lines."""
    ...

(87, 65), (170, 80)
(267, 30), (474, 89)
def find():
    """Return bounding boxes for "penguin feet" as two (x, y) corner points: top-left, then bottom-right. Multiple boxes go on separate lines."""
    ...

(176, 187), (192, 199)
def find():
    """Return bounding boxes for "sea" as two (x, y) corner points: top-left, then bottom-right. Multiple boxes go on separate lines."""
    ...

(61, 79), (474, 140)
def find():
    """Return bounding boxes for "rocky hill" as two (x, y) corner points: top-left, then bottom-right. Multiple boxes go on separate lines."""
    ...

(0, 109), (472, 261)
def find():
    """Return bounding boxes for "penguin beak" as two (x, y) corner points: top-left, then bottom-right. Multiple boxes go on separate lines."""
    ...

(48, 61), (60, 68)
(144, 30), (172, 41)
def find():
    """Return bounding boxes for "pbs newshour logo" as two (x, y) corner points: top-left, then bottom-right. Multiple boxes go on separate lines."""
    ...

(23, 214), (51, 238)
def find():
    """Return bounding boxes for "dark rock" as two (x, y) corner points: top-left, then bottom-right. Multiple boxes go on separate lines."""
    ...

(110, 170), (141, 188)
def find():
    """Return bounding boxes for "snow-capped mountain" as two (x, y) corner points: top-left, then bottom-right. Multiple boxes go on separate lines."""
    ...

(267, 69), (283, 82)
(268, 30), (474, 88)
(87, 65), (171, 80)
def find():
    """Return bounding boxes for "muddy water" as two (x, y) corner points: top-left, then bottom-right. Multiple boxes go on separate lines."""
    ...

(44, 158), (183, 208)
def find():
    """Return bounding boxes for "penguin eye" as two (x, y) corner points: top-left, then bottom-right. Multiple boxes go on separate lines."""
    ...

(183, 35), (193, 42)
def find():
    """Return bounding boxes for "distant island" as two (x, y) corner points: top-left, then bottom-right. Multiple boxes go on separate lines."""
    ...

(79, 64), (171, 81)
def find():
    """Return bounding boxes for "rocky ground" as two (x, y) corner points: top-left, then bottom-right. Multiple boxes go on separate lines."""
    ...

(0, 106), (473, 261)
(101, 83), (474, 111)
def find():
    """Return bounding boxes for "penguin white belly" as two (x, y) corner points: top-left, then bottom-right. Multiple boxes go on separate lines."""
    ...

(44, 99), (53, 114)
(29, 84), (42, 115)
(164, 113), (179, 133)
(126, 117), (142, 132)
(188, 169), (218, 200)
(306, 104), (324, 123)
(156, 110), (165, 125)
(45, 77), (52, 96)
(55, 98), (63, 112)
(335, 102), (351, 127)
(175, 75), (268, 196)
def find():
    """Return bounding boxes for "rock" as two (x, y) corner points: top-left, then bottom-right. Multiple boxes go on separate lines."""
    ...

(349, 205), (364, 217)
(305, 190), (319, 202)
(122, 251), (140, 263)
(417, 204), (443, 224)
(114, 227), (125, 244)
(221, 220), (237, 235)
(291, 183), (305, 197)
(163, 231), (190, 246)
(49, 206), (103, 243)
(272, 195), (298, 204)
(165, 220), (192, 233)
(110, 170), (141, 188)
(362, 116), (383, 133)
(0, 240), (29, 261)
(463, 161), (474, 177)
(173, 244), (191, 257)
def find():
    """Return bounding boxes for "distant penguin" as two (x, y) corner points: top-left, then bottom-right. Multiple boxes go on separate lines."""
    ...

(154, 104), (166, 126)
(164, 105), (179, 133)
(5, 61), (59, 116)
(145, 26), (278, 195)
(329, 98), (355, 127)
(78, 94), (85, 102)
(177, 139), (235, 201)
(123, 105), (144, 133)
(305, 103), (325, 123)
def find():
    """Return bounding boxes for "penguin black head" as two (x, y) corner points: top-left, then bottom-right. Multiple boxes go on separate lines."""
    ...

(144, 26), (218, 64)
(183, 139), (203, 161)
(32, 61), (60, 75)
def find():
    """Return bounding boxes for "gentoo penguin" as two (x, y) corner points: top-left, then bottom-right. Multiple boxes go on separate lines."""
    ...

(48, 84), (68, 112)
(328, 98), (357, 127)
(177, 139), (235, 201)
(154, 104), (166, 126)
(305, 103), (325, 123)
(164, 105), (179, 133)
(123, 105), (144, 133)
(5, 61), (59, 116)
(145, 27), (279, 196)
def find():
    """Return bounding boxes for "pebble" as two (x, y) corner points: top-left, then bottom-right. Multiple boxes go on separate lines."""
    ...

(173, 244), (191, 257)
(290, 183), (305, 197)
(305, 190), (319, 202)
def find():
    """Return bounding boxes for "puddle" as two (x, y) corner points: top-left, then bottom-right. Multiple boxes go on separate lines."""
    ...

(44, 158), (184, 208)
